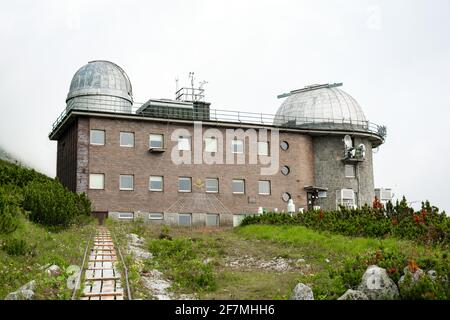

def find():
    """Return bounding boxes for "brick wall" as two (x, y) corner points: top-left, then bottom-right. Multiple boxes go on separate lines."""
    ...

(85, 117), (315, 221)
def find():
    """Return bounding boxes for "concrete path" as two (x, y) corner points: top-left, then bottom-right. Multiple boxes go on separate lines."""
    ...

(80, 227), (124, 300)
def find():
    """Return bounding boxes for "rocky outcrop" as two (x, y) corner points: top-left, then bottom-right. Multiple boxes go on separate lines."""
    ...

(290, 283), (314, 300)
(46, 265), (61, 277)
(5, 280), (36, 300)
(338, 289), (368, 300)
(357, 265), (399, 300)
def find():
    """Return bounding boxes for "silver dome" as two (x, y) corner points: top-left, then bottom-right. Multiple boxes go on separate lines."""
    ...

(66, 60), (133, 112)
(274, 84), (367, 129)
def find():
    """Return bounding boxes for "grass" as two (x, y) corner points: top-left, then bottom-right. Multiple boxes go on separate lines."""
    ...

(108, 221), (447, 300)
(0, 215), (96, 299)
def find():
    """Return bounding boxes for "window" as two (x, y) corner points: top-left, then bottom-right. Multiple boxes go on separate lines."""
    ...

(345, 164), (355, 178)
(89, 173), (104, 190)
(119, 175), (134, 190)
(258, 141), (269, 156)
(178, 213), (192, 226)
(149, 176), (163, 191)
(90, 130), (105, 145)
(178, 177), (192, 192)
(149, 134), (164, 149)
(149, 213), (164, 220)
(337, 189), (355, 209)
(205, 178), (219, 193)
(281, 166), (290, 176)
(282, 192), (291, 202)
(206, 214), (220, 227)
(178, 136), (191, 151)
(120, 132), (134, 147)
(232, 179), (245, 194)
(280, 141), (289, 151)
(231, 140), (244, 154)
(205, 137), (217, 153)
(258, 180), (271, 195)
(118, 212), (133, 220)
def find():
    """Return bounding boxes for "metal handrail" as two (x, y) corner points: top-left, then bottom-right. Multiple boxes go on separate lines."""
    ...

(50, 100), (386, 141)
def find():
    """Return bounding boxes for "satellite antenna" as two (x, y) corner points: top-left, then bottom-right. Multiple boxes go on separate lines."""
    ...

(343, 135), (353, 149)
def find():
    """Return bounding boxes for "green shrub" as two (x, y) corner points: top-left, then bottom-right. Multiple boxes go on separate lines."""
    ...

(23, 180), (91, 228)
(333, 248), (450, 300)
(2, 238), (30, 256)
(241, 197), (450, 246)
(0, 187), (21, 234)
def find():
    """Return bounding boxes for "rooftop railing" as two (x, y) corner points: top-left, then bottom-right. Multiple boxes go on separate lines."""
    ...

(50, 98), (387, 141)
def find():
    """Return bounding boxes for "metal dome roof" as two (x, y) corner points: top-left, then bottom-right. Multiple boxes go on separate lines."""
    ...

(66, 60), (133, 104)
(274, 83), (367, 128)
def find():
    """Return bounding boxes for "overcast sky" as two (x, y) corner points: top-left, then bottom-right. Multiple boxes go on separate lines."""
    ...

(0, 0), (449, 211)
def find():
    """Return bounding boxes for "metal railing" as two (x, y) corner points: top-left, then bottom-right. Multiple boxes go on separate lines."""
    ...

(50, 99), (387, 141)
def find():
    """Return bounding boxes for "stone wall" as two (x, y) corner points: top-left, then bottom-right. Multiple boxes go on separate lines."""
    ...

(313, 135), (375, 210)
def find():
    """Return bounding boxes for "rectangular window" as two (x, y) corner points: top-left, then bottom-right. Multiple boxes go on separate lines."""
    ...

(119, 175), (134, 190)
(204, 137), (218, 153)
(232, 179), (245, 194)
(120, 132), (134, 147)
(258, 141), (269, 156)
(149, 134), (164, 149)
(345, 164), (355, 178)
(89, 173), (104, 190)
(205, 178), (219, 193)
(178, 136), (191, 151)
(258, 180), (271, 195)
(178, 213), (192, 226)
(149, 176), (163, 191)
(178, 177), (192, 192)
(232, 140), (244, 154)
(118, 212), (133, 220)
(90, 130), (105, 145)
(149, 213), (164, 220)
(206, 214), (220, 227)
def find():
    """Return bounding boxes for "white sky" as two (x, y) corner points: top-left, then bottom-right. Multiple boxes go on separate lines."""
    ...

(0, 0), (449, 211)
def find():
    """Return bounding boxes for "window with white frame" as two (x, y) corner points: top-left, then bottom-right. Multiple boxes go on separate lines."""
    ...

(90, 130), (105, 145)
(178, 213), (192, 226)
(149, 176), (163, 191)
(205, 178), (219, 193)
(120, 132), (134, 147)
(232, 179), (245, 194)
(178, 177), (192, 192)
(149, 134), (164, 149)
(258, 180), (271, 195)
(258, 141), (269, 156)
(119, 175), (134, 190)
(118, 212), (133, 220)
(89, 173), (105, 190)
(231, 140), (244, 154)
(149, 213), (164, 220)
(336, 189), (355, 209)
(345, 164), (355, 178)
(178, 136), (191, 151)
(204, 137), (218, 153)
(206, 214), (219, 227)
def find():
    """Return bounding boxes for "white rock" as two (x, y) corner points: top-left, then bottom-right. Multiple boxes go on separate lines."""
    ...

(338, 289), (369, 300)
(66, 265), (81, 276)
(357, 265), (399, 300)
(46, 264), (61, 277)
(427, 270), (437, 281)
(5, 289), (34, 300)
(290, 283), (314, 300)
(67, 272), (82, 290)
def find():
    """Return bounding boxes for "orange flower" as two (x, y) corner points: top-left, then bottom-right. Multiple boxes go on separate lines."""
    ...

(408, 260), (420, 273)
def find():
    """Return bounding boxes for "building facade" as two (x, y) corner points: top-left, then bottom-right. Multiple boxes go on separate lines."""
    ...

(49, 61), (386, 227)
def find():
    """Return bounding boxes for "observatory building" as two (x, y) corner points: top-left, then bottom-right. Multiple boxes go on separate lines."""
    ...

(49, 60), (386, 226)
